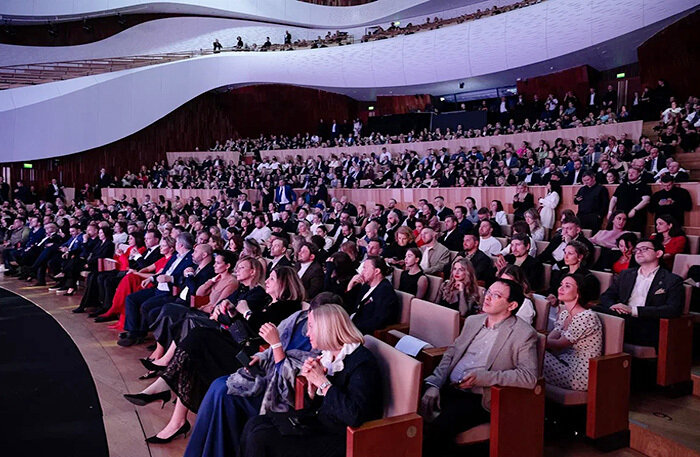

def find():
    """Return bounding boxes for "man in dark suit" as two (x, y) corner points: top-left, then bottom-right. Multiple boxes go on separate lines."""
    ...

(563, 159), (585, 185)
(455, 232), (495, 285)
(237, 193), (252, 212)
(597, 238), (684, 347)
(574, 171), (609, 232)
(92, 229), (164, 320)
(119, 233), (195, 346)
(420, 278), (537, 457)
(438, 215), (463, 252)
(18, 222), (63, 284)
(329, 222), (356, 253)
(295, 242), (324, 301)
(537, 217), (594, 268)
(497, 233), (544, 291)
(0, 176), (9, 202)
(520, 165), (541, 185)
(274, 179), (296, 211)
(266, 237), (293, 277)
(96, 168), (111, 198)
(346, 256), (399, 335)
(434, 196), (454, 221)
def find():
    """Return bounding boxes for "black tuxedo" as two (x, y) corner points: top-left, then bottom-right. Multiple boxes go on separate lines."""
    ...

(504, 254), (544, 291)
(131, 246), (163, 270)
(597, 267), (683, 347)
(349, 278), (399, 335)
(267, 256), (293, 277)
(180, 261), (216, 302)
(297, 261), (324, 300)
(435, 206), (454, 221)
(439, 229), (463, 252)
(457, 249), (494, 285)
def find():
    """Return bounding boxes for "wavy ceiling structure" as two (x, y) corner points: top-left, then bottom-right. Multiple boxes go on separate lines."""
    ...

(0, 0), (696, 162)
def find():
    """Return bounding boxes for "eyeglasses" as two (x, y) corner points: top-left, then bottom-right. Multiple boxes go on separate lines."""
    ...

(484, 290), (505, 300)
(632, 246), (655, 254)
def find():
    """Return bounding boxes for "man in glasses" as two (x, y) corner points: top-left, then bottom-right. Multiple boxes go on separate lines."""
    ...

(597, 238), (683, 347)
(419, 278), (538, 456)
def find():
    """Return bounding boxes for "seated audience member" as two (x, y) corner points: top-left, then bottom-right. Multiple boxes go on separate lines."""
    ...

(118, 233), (197, 346)
(124, 262), (301, 443)
(266, 237), (292, 275)
(96, 236), (172, 327)
(419, 227), (451, 275)
(434, 195), (454, 221)
(477, 219), (503, 256)
(547, 241), (600, 307)
(18, 222), (63, 285)
(438, 215), (464, 251)
(240, 304), (383, 457)
(419, 278), (538, 457)
(544, 274), (603, 391)
(242, 239), (267, 278)
(456, 232), (495, 285)
(345, 256), (399, 334)
(329, 221), (356, 252)
(476, 207), (502, 237)
(499, 221), (537, 257)
(383, 226), (417, 267)
(496, 265), (536, 326)
(70, 226), (115, 304)
(490, 200), (508, 226)
(538, 181), (562, 230)
(323, 252), (355, 301)
(597, 238), (684, 347)
(183, 292), (341, 457)
(650, 214), (687, 269)
(650, 174), (692, 225)
(524, 208), (546, 242)
(496, 233), (544, 291)
(398, 247), (429, 299)
(611, 233), (639, 275)
(437, 258), (481, 316)
(512, 183), (535, 221)
(453, 205), (474, 234)
(590, 211), (630, 270)
(144, 250), (239, 373)
(295, 242), (324, 300)
(538, 217), (594, 269)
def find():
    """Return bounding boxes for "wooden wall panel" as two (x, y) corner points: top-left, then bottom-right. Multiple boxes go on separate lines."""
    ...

(517, 65), (597, 109)
(376, 94), (432, 116)
(638, 10), (700, 103)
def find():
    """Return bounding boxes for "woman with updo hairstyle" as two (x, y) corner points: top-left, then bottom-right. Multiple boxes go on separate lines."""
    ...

(437, 258), (481, 317)
(547, 241), (600, 308)
(543, 274), (603, 391)
(241, 304), (383, 457)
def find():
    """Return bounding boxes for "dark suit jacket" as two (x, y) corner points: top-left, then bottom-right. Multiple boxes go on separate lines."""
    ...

(131, 246), (163, 270)
(181, 261), (216, 302)
(238, 201), (252, 212)
(298, 261), (324, 300)
(439, 229), (463, 252)
(435, 206), (454, 221)
(538, 232), (595, 268)
(599, 267), (684, 319)
(267, 256), (293, 277)
(350, 278), (399, 335)
(154, 251), (194, 291)
(504, 254), (544, 291)
(86, 240), (115, 271)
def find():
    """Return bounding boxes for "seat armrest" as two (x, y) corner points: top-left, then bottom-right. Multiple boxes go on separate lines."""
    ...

(587, 353), (631, 439)
(657, 316), (693, 386)
(295, 376), (308, 410)
(489, 380), (544, 457)
(98, 258), (119, 272)
(346, 413), (422, 457)
(172, 286), (180, 297)
(190, 294), (209, 309)
(374, 324), (410, 343)
(417, 347), (447, 378)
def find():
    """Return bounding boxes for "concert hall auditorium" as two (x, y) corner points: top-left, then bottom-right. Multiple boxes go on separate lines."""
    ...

(1, 1), (699, 456)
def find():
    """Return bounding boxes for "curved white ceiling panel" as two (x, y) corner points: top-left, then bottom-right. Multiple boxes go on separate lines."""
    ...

(0, 0), (696, 162)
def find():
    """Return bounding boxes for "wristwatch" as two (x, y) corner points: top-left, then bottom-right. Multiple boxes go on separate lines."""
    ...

(318, 381), (331, 395)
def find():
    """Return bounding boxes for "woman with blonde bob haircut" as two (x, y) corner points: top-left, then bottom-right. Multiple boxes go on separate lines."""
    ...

(241, 304), (384, 457)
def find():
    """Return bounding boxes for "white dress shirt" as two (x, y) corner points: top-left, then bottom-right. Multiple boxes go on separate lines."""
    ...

(629, 266), (660, 316)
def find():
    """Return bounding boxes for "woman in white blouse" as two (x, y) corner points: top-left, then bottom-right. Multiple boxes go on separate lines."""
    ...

(490, 200), (508, 226)
(539, 180), (561, 230)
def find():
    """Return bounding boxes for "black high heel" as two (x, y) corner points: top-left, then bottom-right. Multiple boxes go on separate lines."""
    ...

(145, 421), (191, 444)
(140, 358), (166, 372)
(138, 370), (160, 380)
(123, 390), (171, 407)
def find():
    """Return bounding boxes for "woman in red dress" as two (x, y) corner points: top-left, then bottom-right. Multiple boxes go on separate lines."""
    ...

(651, 214), (687, 270)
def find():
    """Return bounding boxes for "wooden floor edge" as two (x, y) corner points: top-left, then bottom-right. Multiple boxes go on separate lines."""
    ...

(630, 421), (700, 457)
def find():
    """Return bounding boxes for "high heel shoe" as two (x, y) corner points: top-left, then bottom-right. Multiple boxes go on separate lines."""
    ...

(64, 289), (75, 296)
(140, 358), (166, 372)
(145, 421), (190, 444)
(138, 370), (160, 380)
(123, 390), (171, 407)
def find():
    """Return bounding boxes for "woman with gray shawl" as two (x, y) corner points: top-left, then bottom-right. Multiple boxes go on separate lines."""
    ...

(183, 292), (343, 457)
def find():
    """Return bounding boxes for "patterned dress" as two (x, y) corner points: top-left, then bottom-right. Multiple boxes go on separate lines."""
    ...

(543, 308), (603, 391)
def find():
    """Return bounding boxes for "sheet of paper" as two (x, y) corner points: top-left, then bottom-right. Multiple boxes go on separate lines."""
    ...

(395, 334), (434, 357)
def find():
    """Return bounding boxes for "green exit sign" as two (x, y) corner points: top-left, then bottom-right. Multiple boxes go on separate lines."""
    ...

(23, 163), (33, 169)
(616, 72), (626, 79)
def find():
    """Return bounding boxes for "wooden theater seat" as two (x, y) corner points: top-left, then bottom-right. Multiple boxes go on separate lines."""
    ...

(545, 312), (631, 446)
(622, 286), (694, 388)
(454, 333), (546, 457)
(98, 258), (119, 272)
(295, 335), (423, 457)
(590, 270), (613, 301)
(532, 294), (551, 333)
(425, 274), (444, 304)
(373, 290), (413, 341)
(384, 298), (460, 377)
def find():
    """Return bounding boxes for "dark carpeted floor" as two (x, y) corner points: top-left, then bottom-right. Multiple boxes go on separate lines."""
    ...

(0, 287), (109, 457)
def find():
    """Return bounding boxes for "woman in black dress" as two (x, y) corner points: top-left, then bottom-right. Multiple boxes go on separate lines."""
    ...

(398, 247), (428, 300)
(384, 226), (417, 268)
(124, 260), (303, 444)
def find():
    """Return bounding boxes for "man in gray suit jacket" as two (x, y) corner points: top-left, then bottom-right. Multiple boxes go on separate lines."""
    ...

(420, 278), (538, 457)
